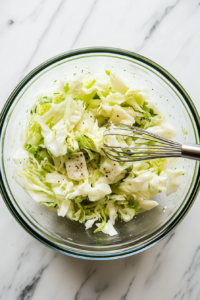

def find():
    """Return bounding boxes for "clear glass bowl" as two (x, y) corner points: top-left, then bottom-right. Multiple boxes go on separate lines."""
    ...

(0, 47), (200, 260)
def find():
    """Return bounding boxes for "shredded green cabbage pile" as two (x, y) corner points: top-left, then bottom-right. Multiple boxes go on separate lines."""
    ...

(13, 71), (184, 236)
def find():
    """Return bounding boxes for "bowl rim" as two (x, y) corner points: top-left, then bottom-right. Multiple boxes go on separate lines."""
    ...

(0, 46), (200, 260)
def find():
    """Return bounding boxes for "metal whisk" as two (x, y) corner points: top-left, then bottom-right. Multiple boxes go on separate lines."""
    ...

(102, 123), (200, 162)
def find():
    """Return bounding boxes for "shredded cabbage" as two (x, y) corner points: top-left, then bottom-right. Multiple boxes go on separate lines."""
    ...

(14, 70), (184, 236)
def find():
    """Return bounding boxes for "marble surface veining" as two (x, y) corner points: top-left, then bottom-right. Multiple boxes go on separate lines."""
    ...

(1, 0), (200, 299)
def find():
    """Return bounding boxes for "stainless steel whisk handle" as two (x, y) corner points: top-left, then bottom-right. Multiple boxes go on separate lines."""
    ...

(182, 143), (200, 160)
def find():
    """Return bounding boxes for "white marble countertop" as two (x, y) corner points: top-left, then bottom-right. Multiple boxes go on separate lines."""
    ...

(1, 0), (200, 299)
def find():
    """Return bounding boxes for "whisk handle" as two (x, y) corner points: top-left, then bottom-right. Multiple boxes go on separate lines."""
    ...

(181, 143), (200, 160)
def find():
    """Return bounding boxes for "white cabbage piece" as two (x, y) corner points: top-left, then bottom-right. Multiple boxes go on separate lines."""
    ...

(149, 171), (168, 195)
(13, 147), (29, 166)
(85, 217), (98, 230)
(96, 220), (118, 236)
(66, 152), (88, 180)
(100, 103), (113, 117)
(119, 171), (153, 195)
(14, 166), (53, 196)
(96, 172), (126, 185)
(104, 134), (121, 147)
(146, 100), (161, 114)
(27, 190), (55, 204)
(103, 104), (135, 125)
(82, 73), (109, 94)
(66, 132), (79, 151)
(123, 106), (143, 118)
(138, 200), (158, 210)
(35, 120), (60, 157)
(118, 207), (135, 222)
(132, 161), (150, 174)
(87, 119), (104, 150)
(75, 114), (104, 152)
(110, 72), (129, 94)
(125, 88), (146, 112)
(57, 199), (71, 217)
(102, 92), (125, 105)
(107, 201), (118, 225)
(14, 166), (55, 205)
(100, 158), (124, 181)
(52, 181), (74, 201)
(67, 74), (85, 98)
(45, 172), (67, 184)
(35, 98), (85, 157)
(109, 195), (127, 201)
(66, 100), (84, 131)
(38, 99), (66, 124)
(166, 169), (184, 196)
(147, 121), (176, 139)
(66, 179), (112, 201)
(75, 110), (94, 134)
(52, 119), (68, 155)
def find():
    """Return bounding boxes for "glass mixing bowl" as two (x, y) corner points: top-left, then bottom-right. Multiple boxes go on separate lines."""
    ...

(0, 47), (200, 260)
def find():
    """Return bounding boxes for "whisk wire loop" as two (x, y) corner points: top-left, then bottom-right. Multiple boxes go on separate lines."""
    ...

(103, 122), (182, 162)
